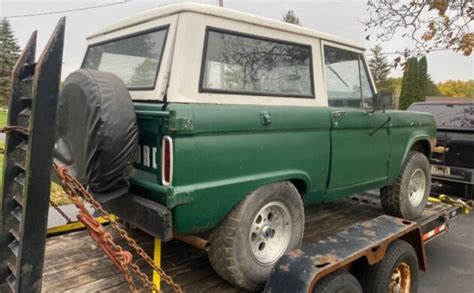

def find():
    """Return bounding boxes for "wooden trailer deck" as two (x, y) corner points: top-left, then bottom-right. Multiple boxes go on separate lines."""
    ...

(41, 193), (454, 292)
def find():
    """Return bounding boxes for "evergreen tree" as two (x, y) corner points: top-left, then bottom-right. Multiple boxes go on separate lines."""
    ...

(399, 57), (419, 110)
(0, 19), (20, 106)
(417, 56), (428, 100)
(368, 44), (391, 91)
(282, 10), (301, 25)
(426, 74), (440, 96)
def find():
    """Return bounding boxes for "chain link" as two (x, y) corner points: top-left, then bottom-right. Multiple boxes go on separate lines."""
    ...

(1, 126), (182, 293)
(54, 163), (183, 293)
(49, 199), (74, 223)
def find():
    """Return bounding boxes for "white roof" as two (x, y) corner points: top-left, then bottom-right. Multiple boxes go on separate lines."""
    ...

(88, 2), (365, 50)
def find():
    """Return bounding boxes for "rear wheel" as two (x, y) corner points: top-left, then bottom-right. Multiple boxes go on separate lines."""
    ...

(313, 270), (362, 293)
(208, 181), (304, 291)
(381, 151), (431, 220)
(359, 240), (418, 293)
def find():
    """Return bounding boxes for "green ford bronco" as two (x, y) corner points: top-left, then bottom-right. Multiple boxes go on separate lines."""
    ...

(76, 3), (436, 290)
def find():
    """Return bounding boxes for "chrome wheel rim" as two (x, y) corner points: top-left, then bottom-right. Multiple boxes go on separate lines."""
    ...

(249, 201), (292, 265)
(408, 168), (426, 207)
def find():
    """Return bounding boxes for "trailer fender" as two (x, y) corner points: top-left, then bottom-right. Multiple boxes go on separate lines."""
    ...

(264, 215), (419, 293)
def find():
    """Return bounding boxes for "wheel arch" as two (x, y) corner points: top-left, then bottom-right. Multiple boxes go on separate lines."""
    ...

(172, 170), (312, 234)
(400, 135), (432, 169)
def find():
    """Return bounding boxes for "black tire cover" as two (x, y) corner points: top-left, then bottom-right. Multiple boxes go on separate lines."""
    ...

(54, 69), (138, 202)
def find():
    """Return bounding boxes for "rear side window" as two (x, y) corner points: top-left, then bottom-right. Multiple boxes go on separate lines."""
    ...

(200, 28), (314, 98)
(83, 27), (168, 90)
(408, 104), (474, 128)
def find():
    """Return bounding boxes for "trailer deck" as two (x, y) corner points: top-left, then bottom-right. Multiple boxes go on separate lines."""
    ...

(41, 192), (464, 292)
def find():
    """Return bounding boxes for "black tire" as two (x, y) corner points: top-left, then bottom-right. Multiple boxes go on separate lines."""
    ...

(381, 151), (431, 220)
(359, 240), (418, 293)
(208, 181), (304, 291)
(313, 270), (362, 293)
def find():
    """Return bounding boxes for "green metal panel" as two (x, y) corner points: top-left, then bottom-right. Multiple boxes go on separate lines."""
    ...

(132, 103), (332, 233)
(327, 108), (390, 196)
(385, 110), (437, 182)
(130, 102), (436, 234)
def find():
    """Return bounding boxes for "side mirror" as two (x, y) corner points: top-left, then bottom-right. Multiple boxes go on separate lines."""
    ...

(374, 90), (394, 111)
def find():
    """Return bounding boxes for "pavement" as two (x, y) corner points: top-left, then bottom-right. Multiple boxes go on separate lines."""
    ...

(418, 211), (474, 293)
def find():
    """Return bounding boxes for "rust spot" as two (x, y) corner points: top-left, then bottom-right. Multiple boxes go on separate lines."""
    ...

(287, 249), (304, 258)
(327, 237), (338, 243)
(363, 229), (376, 236)
(311, 253), (338, 267)
(361, 221), (373, 228)
(280, 263), (290, 272)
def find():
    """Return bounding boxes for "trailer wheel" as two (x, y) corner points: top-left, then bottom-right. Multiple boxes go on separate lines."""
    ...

(381, 151), (431, 219)
(208, 181), (304, 291)
(359, 240), (418, 293)
(312, 270), (362, 293)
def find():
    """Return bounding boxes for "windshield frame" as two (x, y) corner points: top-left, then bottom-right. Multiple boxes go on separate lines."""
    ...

(82, 24), (170, 91)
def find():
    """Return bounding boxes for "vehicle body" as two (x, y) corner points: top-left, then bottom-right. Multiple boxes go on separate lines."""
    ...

(80, 3), (437, 289)
(408, 101), (474, 200)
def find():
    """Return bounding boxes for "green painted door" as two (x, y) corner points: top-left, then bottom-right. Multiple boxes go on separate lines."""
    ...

(323, 44), (390, 198)
(328, 108), (390, 191)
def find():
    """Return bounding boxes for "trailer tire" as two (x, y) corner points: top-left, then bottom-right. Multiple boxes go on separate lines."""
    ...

(312, 270), (362, 293)
(381, 151), (431, 220)
(208, 181), (304, 291)
(359, 240), (418, 293)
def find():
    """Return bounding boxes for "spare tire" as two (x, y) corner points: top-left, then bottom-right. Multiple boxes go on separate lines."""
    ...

(54, 69), (138, 202)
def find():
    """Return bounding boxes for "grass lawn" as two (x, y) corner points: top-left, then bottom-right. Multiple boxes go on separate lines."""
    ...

(0, 112), (7, 129)
(0, 140), (71, 206)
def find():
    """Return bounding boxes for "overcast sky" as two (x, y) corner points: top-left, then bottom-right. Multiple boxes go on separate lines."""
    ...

(1, 0), (472, 82)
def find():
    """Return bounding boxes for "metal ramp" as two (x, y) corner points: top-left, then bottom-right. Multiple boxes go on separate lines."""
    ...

(0, 18), (65, 292)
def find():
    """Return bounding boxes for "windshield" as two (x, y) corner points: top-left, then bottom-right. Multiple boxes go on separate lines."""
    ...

(408, 103), (474, 128)
(82, 27), (168, 89)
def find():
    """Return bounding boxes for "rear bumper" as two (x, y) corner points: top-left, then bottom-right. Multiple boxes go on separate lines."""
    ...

(103, 192), (173, 241)
(430, 163), (474, 185)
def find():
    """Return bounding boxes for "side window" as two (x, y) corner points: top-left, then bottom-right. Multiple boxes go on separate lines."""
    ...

(323, 45), (374, 108)
(200, 28), (314, 98)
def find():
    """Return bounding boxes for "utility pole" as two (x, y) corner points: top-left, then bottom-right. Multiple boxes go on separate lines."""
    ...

(217, 0), (223, 7)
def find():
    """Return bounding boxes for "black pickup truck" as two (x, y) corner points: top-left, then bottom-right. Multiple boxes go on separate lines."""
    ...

(408, 101), (474, 199)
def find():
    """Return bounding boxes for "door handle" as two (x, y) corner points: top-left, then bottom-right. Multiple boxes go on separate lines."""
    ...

(260, 111), (272, 126)
(332, 111), (346, 118)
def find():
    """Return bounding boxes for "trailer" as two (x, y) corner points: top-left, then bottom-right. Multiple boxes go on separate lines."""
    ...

(0, 16), (471, 293)
(37, 191), (468, 292)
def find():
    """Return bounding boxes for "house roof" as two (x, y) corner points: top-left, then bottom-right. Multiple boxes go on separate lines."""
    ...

(88, 2), (365, 50)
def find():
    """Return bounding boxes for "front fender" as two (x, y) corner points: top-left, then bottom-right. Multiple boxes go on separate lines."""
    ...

(388, 132), (433, 183)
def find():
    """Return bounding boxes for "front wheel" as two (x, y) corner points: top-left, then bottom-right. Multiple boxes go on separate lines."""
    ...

(381, 151), (431, 220)
(208, 181), (304, 291)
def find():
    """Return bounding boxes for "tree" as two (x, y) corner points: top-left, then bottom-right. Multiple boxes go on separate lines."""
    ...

(282, 10), (301, 25)
(365, 1), (473, 66)
(426, 75), (440, 96)
(399, 56), (429, 109)
(399, 58), (419, 110)
(437, 80), (474, 98)
(368, 44), (391, 91)
(0, 19), (20, 106)
(418, 56), (428, 98)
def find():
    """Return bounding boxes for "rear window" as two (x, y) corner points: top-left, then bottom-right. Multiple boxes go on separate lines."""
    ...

(200, 28), (314, 98)
(408, 103), (474, 128)
(82, 27), (168, 90)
